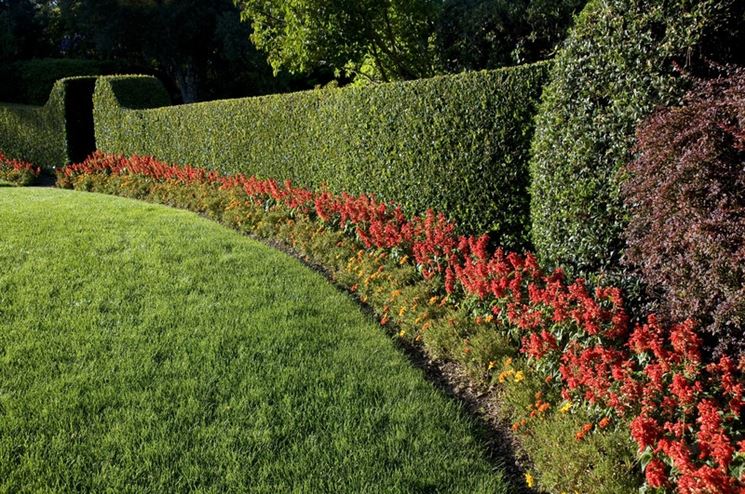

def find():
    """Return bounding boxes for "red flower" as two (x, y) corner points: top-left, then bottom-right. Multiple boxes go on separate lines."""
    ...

(644, 457), (668, 489)
(630, 414), (660, 450)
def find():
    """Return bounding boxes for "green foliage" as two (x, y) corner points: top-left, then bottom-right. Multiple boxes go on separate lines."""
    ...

(0, 75), (102, 168)
(528, 0), (745, 274)
(437, 0), (586, 70)
(0, 80), (66, 168)
(235, 0), (442, 83)
(93, 62), (550, 248)
(0, 58), (130, 105)
(499, 366), (640, 494)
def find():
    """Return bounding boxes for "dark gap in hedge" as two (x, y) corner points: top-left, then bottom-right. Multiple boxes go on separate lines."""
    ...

(64, 78), (97, 164)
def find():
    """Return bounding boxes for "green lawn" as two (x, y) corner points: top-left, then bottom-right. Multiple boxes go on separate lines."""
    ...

(0, 188), (509, 493)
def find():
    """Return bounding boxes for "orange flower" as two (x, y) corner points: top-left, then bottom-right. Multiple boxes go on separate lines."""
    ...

(575, 423), (594, 441)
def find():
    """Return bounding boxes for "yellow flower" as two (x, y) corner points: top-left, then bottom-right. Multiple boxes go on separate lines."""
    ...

(559, 402), (572, 414)
(484, 314), (494, 323)
(525, 472), (535, 488)
(488, 360), (497, 371)
(498, 370), (513, 384)
(399, 255), (409, 265)
(428, 295), (439, 306)
(398, 329), (406, 338)
(399, 306), (407, 317)
(514, 371), (524, 382)
(503, 357), (513, 368)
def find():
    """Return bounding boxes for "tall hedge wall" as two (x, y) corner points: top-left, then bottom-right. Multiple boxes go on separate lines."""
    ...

(528, 0), (745, 275)
(94, 63), (550, 248)
(0, 81), (66, 168)
(0, 76), (99, 168)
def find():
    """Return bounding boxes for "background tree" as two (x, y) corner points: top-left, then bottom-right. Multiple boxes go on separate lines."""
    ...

(2, 0), (590, 98)
(37, 0), (296, 102)
(437, 0), (586, 71)
(56, 0), (236, 102)
(234, 0), (442, 83)
(0, 0), (58, 61)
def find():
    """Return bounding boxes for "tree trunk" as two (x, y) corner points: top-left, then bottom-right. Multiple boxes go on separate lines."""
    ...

(173, 63), (199, 103)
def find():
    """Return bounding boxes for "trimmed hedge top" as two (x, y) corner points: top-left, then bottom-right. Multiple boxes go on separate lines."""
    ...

(94, 63), (550, 248)
(0, 81), (66, 168)
(0, 76), (101, 168)
(528, 0), (745, 274)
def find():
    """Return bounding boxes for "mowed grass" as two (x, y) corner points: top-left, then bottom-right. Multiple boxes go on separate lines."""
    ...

(0, 188), (509, 493)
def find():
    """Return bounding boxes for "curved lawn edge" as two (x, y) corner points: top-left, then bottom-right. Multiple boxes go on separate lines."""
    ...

(0, 188), (511, 493)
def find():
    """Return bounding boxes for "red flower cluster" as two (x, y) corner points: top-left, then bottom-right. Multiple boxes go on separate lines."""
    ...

(0, 152), (41, 185)
(61, 152), (222, 184)
(560, 317), (744, 493)
(58, 152), (745, 493)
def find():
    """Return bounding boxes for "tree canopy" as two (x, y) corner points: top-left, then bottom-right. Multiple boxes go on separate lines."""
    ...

(235, 0), (442, 83)
(1, 0), (587, 96)
(235, 0), (586, 83)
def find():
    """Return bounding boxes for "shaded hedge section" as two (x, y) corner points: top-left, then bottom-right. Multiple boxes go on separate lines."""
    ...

(0, 81), (66, 168)
(529, 0), (745, 274)
(94, 62), (550, 248)
(0, 76), (98, 169)
(623, 69), (745, 358)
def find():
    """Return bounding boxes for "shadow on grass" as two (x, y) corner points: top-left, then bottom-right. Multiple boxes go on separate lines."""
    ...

(30, 170), (58, 187)
(260, 236), (544, 494)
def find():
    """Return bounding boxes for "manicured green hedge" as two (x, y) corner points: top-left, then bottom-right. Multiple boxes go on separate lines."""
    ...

(0, 76), (99, 168)
(528, 0), (745, 274)
(0, 59), (134, 106)
(94, 63), (550, 248)
(0, 82), (66, 168)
